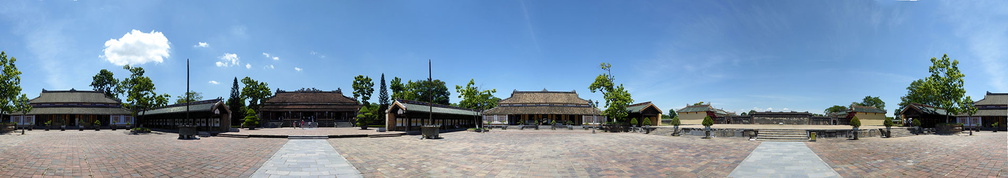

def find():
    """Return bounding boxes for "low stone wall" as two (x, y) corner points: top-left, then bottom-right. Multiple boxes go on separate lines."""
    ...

(647, 127), (916, 138)
(648, 127), (756, 138)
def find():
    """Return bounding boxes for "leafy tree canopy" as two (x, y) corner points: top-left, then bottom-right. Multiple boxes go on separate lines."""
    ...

(90, 69), (119, 100)
(825, 105), (848, 115)
(352, 75), (375, 105)
(119, 65), (171, 117)
(397, 79), (451, 105)
(0, 51), (25, 115)
(390, 77), (405, 100)
(855, 96), (885, 110)
(174, 91), (203, 104)
(455, 79), (501, 110)
(589, 63), (633, 123)
(240, 77), (272, 112)
(898, 54), (969, 123)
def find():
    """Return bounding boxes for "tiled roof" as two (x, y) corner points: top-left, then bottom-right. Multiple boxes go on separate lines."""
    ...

(677, 105), (714, 113)
(902, 103), (949, 116)
(29, 89), (121, 104)
(392, 100), (479, 116)
(142, 99), (228, 115)
(483, 106), (602, 115)
(27, 107), (131, 115)
(626, 101), (661, 114)
(497, 90), (592, 105)
(261, 89), (361, 112)
(850, 104), (886, 114)
(974, 92), (1008, 106)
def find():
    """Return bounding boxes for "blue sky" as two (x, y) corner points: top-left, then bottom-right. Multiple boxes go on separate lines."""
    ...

(1, 1), (1005, 116)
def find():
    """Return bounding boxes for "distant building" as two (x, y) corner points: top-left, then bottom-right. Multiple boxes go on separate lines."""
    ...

(846, 104), (887, 126)
(482, 90), (604, 126)
(900, 103), (950, 128)
(956, 92), (1007, 130)
(9, 89), (132, 129)
(385, 99), (480, 131)
(749, 111), (814, 125)
(627, 101), (662, 126)
(675, 104), (731, 125)
(140, 98), (231, 132)
(259, 89), (361, 127)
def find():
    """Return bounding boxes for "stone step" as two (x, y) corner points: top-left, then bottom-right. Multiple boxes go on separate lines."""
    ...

(288, 135), (328, 139)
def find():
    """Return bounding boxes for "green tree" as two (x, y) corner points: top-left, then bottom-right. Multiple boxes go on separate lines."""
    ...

(240, 77), (272, 112)
(588, 63), (633, 124)
(748, 110), (757, 115)
(899, 54), (969, 123)
(883, 117), (894, 127)
(642, 117), (651, 126)
(0, 51), (25, 117)
(119, 65), (171, 121)
(455, 79), (501, 110)
(668, 108), (678, 119)
(390, 77), (404, 100)
(401, 79), (451, 105)
(378, 74), (389, 107)
(702, 116), (714, 127)
(352, 75), (375, 105)
(355, 104), (379, 127)
(824, 105), (848, 115)
(90, 69), (119, 100)
(856, 96), (885, 110)
(850, 116), (862, 128)
(227, 77), (245, 125)
(693, 101), (706, 106)
(14, 94), (31, 120)
(670, 116), (681, 126)
(630, 118), (639, 126)
(174, 91), (203, 104)
(242, 108), (259, 128)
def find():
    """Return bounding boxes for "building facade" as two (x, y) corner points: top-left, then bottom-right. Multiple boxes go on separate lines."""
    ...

(9, 89), (132, 129)
(482, 90), (604, 126)
(627, 101), (662, 126)
(900, 103), (950, 128)
(675, 104), (731, 125)
(956, 92), (1008, 130)
(140, 99), (231, 132)
(259, 89), (361, 127)
(847, 104), (887, 126)
(385, 99), (480, 131)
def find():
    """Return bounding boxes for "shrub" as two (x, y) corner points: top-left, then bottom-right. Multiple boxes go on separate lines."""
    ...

(670, 116), (680, 126)
(642, 117), (652, 126)
(356, 105), (379, 127)
(94, 120), (101, 126)
(630, 118), (639, 126)
(702, 116), (714, 127)
(883, 117), (894, 127)
(243, 108), (259, 128)
(912, 119), (921, 127)
(850, 116), (861, 128)
(44, 120), (52, 126)
(993, 122), (1000, 127)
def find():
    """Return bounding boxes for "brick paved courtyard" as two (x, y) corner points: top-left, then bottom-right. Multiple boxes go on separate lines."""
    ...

(0, 130), (285, 177)
(329, 130), (760, 177)
(1, 129), (1005, 177)
(808, 131), (1008, 177)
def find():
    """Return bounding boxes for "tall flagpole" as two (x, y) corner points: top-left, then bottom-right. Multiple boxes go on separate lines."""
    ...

(186, 59), (191, 127)
(428, 59), (433, 127)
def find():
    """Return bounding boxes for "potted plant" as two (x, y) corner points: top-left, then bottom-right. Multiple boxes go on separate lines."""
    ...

(111, 121), (117, 131)
(670, 116), (681, 136)
(993, 122), (1000, 132)
(566, 120), (573, 130)
(44, 120), (51, 131)
(702, 116), (714, 139)
(94, 120), (101, 131)
(911, 118), (922, 135)
(550, 120), (556, 130)
(883, 117), (894, 138)
(642, 117), (652, 134)
(850, 116), (862, 140)
(243, 108), (259, 130)
(630, 118), (639, 128)
(356, 105), (377, 130)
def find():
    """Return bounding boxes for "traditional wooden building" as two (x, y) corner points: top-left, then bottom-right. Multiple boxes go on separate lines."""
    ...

(259, 89), (361, 127)
(750, 111), (814, 125)
(385, 99), (480, 131)
(482, 90), (604, 126)
(900, 103), (950, 128)
(9, 89), (132, 129)
(140, 99), (231, 131)
(956, 92), (1008, 130)
(627, 101), (662, 126)
(847, 104), (887, 126)
(675, 104), (731, 125)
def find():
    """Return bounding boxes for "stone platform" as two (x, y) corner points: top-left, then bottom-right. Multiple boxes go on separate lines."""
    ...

(648, 124), (913, 138)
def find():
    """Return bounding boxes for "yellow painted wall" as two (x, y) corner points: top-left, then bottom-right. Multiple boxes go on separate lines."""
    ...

(679, 112), (707, 125)
(854, 112), (886, 126)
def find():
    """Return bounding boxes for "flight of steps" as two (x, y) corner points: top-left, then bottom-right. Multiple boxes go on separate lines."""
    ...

(757, 129), (808, 142)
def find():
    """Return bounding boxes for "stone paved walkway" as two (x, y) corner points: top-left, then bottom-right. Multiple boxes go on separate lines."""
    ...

(808, 132), (1008, 177)
(251, 139), (362, 178)
(729, 142), (840, 178)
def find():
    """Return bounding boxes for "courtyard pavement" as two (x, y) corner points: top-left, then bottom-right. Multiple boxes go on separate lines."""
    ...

(1, 128), (1005, 177)
(251, 139), (361, 177)
(729, 142), (840, 177)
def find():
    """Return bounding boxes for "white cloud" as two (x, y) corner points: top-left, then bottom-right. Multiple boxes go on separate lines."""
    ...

(194, 42), (209, 48)
(216, 53), (240, 67)
(208, 80), (219, 85)
(262, 52), (280, 60)
(245, 63), (251, 69)
(294, 67), (302, 72)
(101, 29), (171, 66)
(264, 65), (275, 69)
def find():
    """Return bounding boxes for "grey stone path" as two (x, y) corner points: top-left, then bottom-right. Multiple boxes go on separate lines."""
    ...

(728, 142), (841, 178)
(252, 139), (362, 178)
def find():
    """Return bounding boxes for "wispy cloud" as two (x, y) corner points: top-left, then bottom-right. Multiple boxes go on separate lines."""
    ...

(194, 42), (209, 48)
(943, 1), (1008, 91)
(262, 52), (279, 60)
(245, 63), (251, 69)
(264, 64), (275, 69)
(518, 0), (541, 53)
(208, 80), (219, 85)
(294, 67), (302, 72)
(101, 29), (171, 66)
